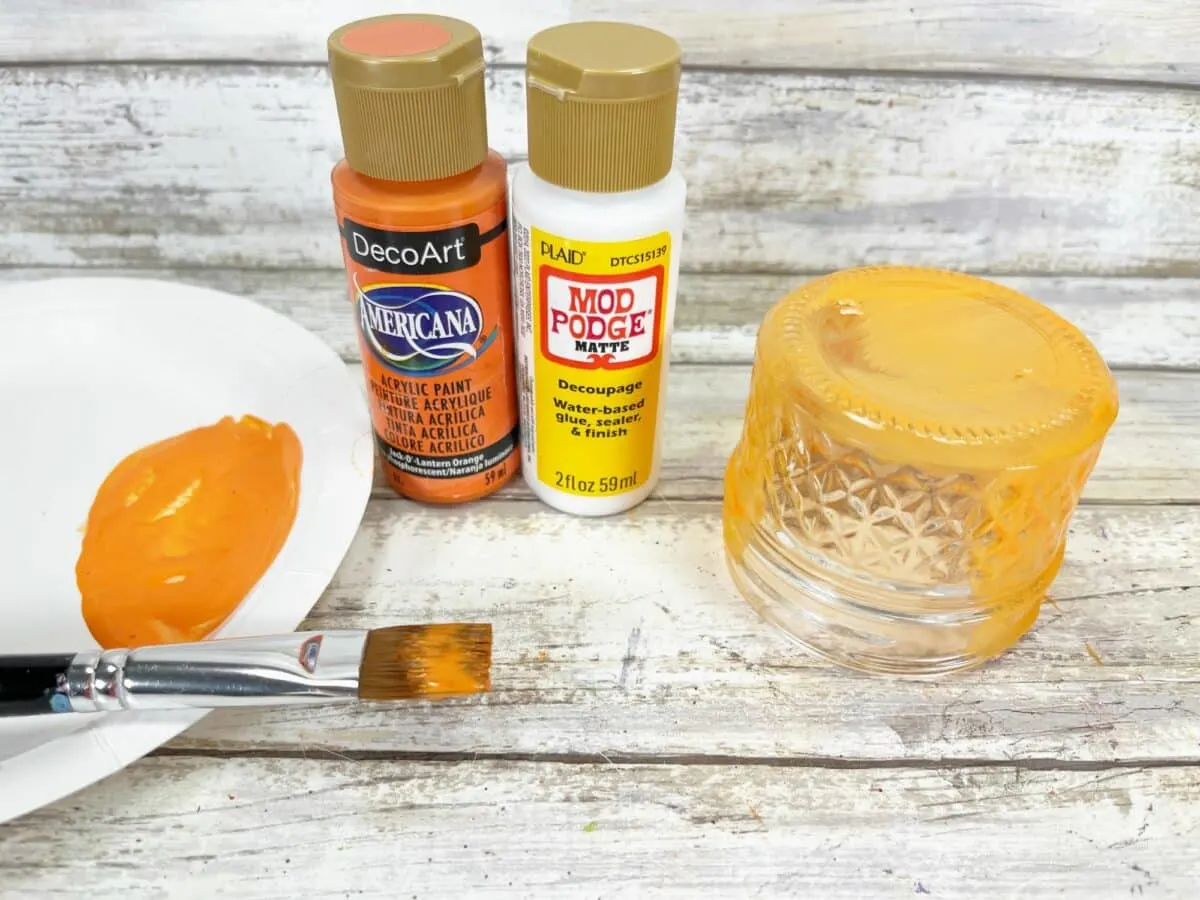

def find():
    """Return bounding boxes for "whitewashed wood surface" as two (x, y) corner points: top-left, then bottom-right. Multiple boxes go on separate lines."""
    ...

(3, 758), (1194, 898)
(5, 0), (1200, 84)
(2, 65), (1198, 274)
(172, 501), (1200, 762)
(2, 1), (1199, 896)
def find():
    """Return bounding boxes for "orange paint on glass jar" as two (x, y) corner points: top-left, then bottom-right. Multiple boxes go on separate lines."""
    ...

(76, 415), (302, 649)
(723, 267), (1119, 675)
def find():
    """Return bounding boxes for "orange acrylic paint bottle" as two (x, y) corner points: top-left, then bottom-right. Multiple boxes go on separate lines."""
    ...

(327, 14), (520, 504)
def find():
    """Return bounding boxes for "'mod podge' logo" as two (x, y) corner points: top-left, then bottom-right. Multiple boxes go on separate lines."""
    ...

(539, 266), (664, 369)
(356, 278), (495, 376)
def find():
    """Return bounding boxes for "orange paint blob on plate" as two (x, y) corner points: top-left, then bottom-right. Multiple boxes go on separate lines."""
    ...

(76, 415), (303, 648)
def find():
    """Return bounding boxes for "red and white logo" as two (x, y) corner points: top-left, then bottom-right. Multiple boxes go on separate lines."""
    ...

(538, 266), (664, 369)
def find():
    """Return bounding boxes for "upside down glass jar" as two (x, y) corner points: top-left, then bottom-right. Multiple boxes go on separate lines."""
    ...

(722, 267), (1120, 676)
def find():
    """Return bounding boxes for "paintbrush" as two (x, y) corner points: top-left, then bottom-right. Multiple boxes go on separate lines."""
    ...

(0, 623), (492, 718)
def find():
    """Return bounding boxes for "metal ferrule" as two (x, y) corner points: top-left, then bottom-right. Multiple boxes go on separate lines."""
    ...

(64, 631), (368, 713)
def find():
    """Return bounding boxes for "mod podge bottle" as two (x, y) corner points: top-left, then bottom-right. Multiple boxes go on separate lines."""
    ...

(327, 14), (520, 504)
(509, 22), (686, 516)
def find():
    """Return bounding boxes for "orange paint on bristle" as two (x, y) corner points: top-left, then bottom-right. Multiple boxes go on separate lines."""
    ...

(76, 415), (302, 648)
(358, 623), (493, 701)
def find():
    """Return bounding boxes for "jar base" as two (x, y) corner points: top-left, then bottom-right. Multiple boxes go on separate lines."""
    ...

(725, 529), (1051, 677)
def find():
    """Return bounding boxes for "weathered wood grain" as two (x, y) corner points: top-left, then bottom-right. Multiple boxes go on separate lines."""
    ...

(0, 0), (565, 64)
(586, 0), (1200, 83)
(2, 66), (1197, 275)
(342, 365), (1194, 503)
(2, 757), (1193, 897)
(4, 0), (1199, 85)
(5, 268), (1192, 369)
(169, 501), (1200, 762)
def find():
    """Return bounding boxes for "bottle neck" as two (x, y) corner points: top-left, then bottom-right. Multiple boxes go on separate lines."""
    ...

(342, 160), (487, 196)
(332, 152), (507, 224)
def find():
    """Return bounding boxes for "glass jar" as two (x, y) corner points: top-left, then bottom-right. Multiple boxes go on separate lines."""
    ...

(723, 266), (1119, 675)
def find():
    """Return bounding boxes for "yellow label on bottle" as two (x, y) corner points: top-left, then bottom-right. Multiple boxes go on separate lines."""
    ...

(526, 227), (671, 497)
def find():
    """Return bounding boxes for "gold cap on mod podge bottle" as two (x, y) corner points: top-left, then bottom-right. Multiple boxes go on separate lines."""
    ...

(526, 22), (682, 193)
(328, 14), (488, 181)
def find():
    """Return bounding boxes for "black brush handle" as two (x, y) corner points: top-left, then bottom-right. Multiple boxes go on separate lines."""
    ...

(0, 655), (76, 717)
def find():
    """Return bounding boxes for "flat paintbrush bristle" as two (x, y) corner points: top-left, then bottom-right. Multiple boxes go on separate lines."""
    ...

(358, 623), (493, 702)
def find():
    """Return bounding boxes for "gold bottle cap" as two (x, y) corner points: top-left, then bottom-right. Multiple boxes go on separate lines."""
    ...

(328, 14), (488, 181)
(526, 22), (682, 193)
(758, 266), (1120, 470)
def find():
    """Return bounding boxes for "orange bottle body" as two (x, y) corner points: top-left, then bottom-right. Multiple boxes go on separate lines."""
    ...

(331, 152), (520, 504)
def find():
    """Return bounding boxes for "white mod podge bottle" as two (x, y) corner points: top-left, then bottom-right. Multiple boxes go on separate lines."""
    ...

(509, 21), (686, 516)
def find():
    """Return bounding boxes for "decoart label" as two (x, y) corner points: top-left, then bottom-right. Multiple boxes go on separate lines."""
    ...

(335, 202), (519, 491)
(339, 218), (490, 275)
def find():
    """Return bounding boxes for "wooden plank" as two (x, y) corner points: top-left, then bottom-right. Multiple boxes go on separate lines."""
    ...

(4, 268), (1193, 369)
(586, 1), (1200, 83)
(0, 0), (568, 64)
(171, 502), (1200, 762)
(2, 66), (1198, 275)
(3, 0), (1199, 86)
(342, 366), (1192, 504)
(3, 757), (1195, 897)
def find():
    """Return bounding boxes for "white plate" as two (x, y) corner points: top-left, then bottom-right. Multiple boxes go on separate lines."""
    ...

(0, 276), (373, 824)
